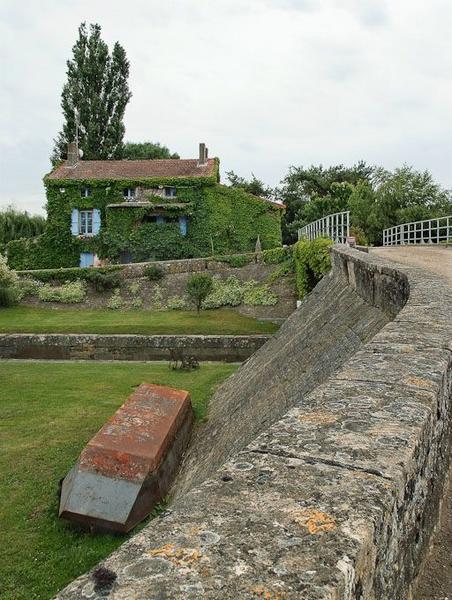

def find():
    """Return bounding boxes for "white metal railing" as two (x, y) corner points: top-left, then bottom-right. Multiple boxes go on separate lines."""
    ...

(383, 215), (452, 246)
(297, 211), (350, 244)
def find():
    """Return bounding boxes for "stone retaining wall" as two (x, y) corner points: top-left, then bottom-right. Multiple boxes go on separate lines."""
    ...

(56, 247), (452, 600)
(0, 334), (270, 362)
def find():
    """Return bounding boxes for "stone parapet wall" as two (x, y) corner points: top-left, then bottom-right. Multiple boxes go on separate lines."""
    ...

(56, 247), (452, 599)
(0, 334), (270, 363)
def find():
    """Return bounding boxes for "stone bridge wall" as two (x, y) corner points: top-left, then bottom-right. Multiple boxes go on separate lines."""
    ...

(56, 247), (452, 600)
(0, 334), (269, 363)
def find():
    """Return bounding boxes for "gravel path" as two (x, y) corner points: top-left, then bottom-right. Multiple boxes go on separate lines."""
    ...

(371, 245), (452, 599)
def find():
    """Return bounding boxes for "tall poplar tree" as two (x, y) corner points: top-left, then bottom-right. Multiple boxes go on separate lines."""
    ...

(51, 23), (132, 164)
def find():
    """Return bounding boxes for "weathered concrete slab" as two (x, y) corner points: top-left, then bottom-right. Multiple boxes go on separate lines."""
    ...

(59, 383), (193, 533)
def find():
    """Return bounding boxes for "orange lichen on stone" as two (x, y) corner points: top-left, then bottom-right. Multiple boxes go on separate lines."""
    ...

(147, 543), (202, 567)
(298, 411), (337, 426)
(292, 508), (337, 534)
(403, 376), (433, 389)
(251, 586), (286, 599)
(401, 345), (415, 353)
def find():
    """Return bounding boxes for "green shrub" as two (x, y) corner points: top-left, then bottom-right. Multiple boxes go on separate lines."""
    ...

(145, 264), (164, 281)
(293, 237), (332, 298)
(37, 280), (87, 303)
(266, 259), (294, 284)
(128, 281), (141, 295)
(107, 289), (123, 310)
(86, 270), (121, 292)
(187, 273), (213, 313)
(202, 275), (279, 308)
(15, 278), (43, 300)
(211, 254), (255, 268)
(0, 286), (18, 307)
(242, 281), (278, 306)
(166, 296), (188, 310)
(0, 254), (18, 288)
(262, 246), (292, 264)
(152, 285), (164, 309)
(130, 297), (143, 309)
(202, 276), (243, 309)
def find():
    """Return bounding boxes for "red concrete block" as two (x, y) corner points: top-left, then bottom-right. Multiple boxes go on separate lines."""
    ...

(59, 383), (193, 532)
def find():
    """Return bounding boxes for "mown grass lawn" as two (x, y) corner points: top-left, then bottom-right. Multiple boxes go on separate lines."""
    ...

(0, 306), (278, 335)
(0, 361), (238, 600)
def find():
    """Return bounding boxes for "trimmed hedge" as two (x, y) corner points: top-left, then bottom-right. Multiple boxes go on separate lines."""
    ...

(293, 237), (332, 298)
(17, 265), (124, 284)
(210, 253), (256, 268)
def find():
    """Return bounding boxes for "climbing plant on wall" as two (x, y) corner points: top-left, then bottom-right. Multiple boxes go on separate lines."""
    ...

(7, 173), (283, 269)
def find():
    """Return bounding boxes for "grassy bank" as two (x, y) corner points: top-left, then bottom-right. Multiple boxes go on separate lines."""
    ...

(0, 361), (238, 600)
(0, 306), (278, 335)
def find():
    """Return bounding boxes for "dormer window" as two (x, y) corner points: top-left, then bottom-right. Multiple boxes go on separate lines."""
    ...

(81, 186), (91, 198)
(164, 186), (177, 198)
(123, 187), (136, 201)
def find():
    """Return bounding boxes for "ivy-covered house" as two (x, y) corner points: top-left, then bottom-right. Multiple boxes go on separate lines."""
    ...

(8, 143), (283, 269)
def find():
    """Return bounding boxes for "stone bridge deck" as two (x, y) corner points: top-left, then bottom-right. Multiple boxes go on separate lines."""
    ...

(372, 246), (452, 284)
(56, 247), (452, 600)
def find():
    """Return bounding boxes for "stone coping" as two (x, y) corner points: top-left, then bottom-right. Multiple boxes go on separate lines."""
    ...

(56, 246), (452, 599)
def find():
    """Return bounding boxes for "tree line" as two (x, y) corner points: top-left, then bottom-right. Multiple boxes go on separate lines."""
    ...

(0, 207), (45, 252)
(226, 164), (452, 246)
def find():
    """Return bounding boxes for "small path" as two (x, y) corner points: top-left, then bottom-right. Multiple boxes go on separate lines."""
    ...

(371, 246), (452, 284)
(371, 245), (452, 599)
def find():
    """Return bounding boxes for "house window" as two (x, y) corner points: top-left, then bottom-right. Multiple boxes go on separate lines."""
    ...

(79, 210), (93, 235)
(164, 186), (177, 198)
(179, 216), (188, 236)
(123, 187), (136, 201)
(81, 186), (91, 198)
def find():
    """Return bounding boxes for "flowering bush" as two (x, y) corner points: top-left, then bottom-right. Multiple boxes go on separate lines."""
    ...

(38, 280), (86, 303)
(106, 289), (123, 310)
(0, 254), (18, 288)
(202, 275), (278, 309)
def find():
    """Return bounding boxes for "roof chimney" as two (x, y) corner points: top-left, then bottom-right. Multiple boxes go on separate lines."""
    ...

(66, 142), (79, 167)
(198, 142), (208, 166)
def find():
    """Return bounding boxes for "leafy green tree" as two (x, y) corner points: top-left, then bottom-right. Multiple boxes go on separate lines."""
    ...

(0, 207), (46, 252)
(225, 171), (274, 199)
(349, 166), (451, 245)
(278, 162), (374, 243)
(281, 161), (451, 245)
(122, 142), (179, 160)
(187, 273), (213, 314)
(51, 23), (131, 164)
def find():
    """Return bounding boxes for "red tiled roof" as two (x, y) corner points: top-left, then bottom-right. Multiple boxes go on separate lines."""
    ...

(47, 158), (217, 180)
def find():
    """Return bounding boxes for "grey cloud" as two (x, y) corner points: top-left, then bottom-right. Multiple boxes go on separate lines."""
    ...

(0, 0), (450, 216)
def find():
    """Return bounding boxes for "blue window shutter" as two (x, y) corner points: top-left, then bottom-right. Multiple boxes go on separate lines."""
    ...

(71, 209), (79, 236)
(80, 252), (94, 267)
(179, 216), (188, 236)
(156, 216), (165, 225)
(92, 209), (101, 234)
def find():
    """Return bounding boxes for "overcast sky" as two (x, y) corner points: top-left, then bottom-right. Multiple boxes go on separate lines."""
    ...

(0, 0), (451, 215)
